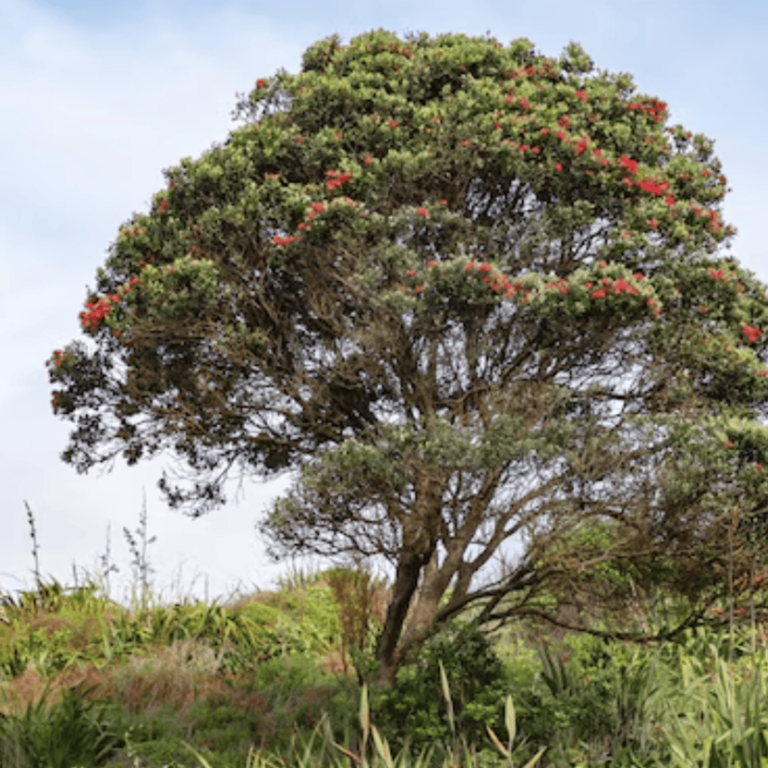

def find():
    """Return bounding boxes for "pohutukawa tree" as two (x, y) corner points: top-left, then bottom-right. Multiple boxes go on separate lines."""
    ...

(50, 30), (768, 682)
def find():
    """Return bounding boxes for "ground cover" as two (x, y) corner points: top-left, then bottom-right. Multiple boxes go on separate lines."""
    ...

(1, 563), (767, 767)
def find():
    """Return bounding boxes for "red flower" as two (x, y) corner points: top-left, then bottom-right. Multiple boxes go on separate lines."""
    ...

(478, 263), (493, 273)
(406, 269), (416, 276)
(613, 278), (638, 296)
(310, 202), (325, 213)
(326, 172), (353, 191)
(637, 179), (669, 196)
(576, 139), (588, 155)
(414, 285), (425, 293)
(519, 97), (530, 110)
(558, 116), (570, 128)
(540, 127), (550, 136)
(294, 135), (304, 145)
(648, 219), (658, 229)
(742, 324), (762, 343)
(439, 199), (448, 205)
(256, 78), (267, 88)
(554, 162), (563, 172)
(363, 156), (372, 165)
(591, 289), (607, 299)
(388, 119), (398, 129)
(665, 195), (676, 206)
(417, 207), (429, 217)
(575, 90), (587, 101)
(465, 261), (476, 271)
(725, 440), (734, 448)
(757, 370), (768, 377)
(272, 235), (298, 246)
(618, 155), (638, 175)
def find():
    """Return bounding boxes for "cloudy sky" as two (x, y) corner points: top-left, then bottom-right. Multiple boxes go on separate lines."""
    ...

(1, 0), (766, 604)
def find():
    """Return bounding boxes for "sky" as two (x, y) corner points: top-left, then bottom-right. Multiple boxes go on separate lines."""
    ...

(1, 0), (766, 605)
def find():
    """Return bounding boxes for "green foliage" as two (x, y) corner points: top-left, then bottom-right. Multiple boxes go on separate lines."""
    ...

(0, 686), (123, 768)
(372, 623), (509, 752)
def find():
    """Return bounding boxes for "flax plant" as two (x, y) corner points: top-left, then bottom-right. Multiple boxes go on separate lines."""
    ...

(658, 643), (768, 768)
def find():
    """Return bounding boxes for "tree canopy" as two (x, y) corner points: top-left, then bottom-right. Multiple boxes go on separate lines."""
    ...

(49, 30), (768, 681)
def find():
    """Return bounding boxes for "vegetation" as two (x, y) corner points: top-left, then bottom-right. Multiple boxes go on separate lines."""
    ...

(47, 28), (768, 684)
(3, 546), (768, 768)
(31, 24), (768, 767)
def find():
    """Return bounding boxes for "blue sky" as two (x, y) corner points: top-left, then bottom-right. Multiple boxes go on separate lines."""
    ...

(1, 0), (766, 603)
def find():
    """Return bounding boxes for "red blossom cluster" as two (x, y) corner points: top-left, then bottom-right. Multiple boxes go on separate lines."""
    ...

(742, 324), (762, 344)
(626, 98), (667, 123)
(272, 235), (298, 246)
(589, 277), (640, 299)
(52, 350), (67, 368)
(79, 275), (140, 332)
(326, 169), (354, 191)
(636, 178), (670, 196)
(464, 260), (517, 296)
(618, 155), (638, 175)
(545, 278), (569, 295)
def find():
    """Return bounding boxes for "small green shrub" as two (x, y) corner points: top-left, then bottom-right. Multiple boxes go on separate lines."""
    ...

(372, 622), (510, 752)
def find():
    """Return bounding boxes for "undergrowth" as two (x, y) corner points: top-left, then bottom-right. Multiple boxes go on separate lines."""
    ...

(3, 504), (767, 767)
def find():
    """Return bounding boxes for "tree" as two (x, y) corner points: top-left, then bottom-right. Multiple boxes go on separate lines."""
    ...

(49, 30), (768, 683)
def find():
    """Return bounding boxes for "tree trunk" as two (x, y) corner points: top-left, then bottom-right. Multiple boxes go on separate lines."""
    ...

(375, 548), (427, 686)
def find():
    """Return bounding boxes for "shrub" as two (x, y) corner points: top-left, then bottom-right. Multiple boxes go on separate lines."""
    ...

(372, 622), (509, 751)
